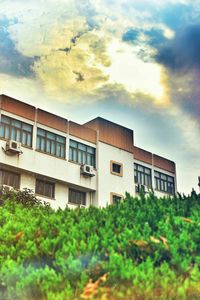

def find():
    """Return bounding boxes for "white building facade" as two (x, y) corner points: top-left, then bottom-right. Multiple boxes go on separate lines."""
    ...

(0, 94), (177, 209)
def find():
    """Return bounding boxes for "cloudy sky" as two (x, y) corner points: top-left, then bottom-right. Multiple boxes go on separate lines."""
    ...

(0, 0), (200, 193)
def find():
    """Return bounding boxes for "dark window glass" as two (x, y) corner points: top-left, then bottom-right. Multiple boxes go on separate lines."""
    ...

(69, 139), (96, 167)
(154, 171), (175, 195)
(0, 114), (33, 147)
(112, 195), (122, 204)
(69, 189), (86, 205)
(0, 169), (20, 189)
(36, 128), (66, 158)
(35, 179), (55, 198)
(112, 163), (121, 174)
(134, 163), (152, 187)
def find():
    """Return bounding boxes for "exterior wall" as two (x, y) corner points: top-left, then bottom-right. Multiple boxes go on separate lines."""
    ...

(20, 173), (92, 210)
(0, 94), (178, 209)
(134, 158), (177, 197)
(69, 121), (97, 144)
(37, 109), (68, 133)
(0, 94), (35, 121)
(133, 146), (153, 165)
(85, 117), (134, 153)
(153, 154), (176, 174)
(0, 108), (97, 210)
(97, 141), (135, 207)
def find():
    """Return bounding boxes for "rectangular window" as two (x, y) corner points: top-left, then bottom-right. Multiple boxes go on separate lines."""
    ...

(36, 128), (66, 158)
(111, 193), (123, 204)
(154, 171), (175, 195)
(35, 179), (55, 198)
(134, 163), (152, 187)
(69, 139), (96, 167)
(110, 161), (123, 176)
(69, 188), (86, 205)
(0, 169), (20, 189)
(0, 115), (33, 147)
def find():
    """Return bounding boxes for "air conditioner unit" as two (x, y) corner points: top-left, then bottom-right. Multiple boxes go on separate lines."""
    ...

(81, 164), (95, 177)
(6, 140), (22, 154)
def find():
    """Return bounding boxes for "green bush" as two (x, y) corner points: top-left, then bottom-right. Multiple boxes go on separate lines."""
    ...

(0, 189), (199, 299)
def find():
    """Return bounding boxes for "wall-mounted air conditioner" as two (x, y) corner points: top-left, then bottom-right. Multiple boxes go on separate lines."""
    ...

(81, 164), (95, 177)
(6, 140), (22, 154)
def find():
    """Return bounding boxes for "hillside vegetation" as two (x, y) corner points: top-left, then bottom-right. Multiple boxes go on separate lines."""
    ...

(0, 188), (200, 300)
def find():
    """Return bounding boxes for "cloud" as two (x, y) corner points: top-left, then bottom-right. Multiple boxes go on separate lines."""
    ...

(31, 18), (111, 102)
(155, 23), (200, 72)
(0, 16), (37, 77)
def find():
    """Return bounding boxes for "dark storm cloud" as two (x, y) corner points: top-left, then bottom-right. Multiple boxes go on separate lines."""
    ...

(145, 29), (167, 47)
(0, 16), (38, 77)
(155, 24), (200, 72)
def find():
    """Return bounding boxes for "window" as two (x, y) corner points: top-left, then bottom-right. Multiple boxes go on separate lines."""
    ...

(69, 189), (86, 205)
(134, 163), (152, 187)
(36, 128), (66, 158)
(110, 161), (123, 176)
(0, 169), (20, 189)
(0, 114), (33, 147)
(154, 171), (175, 195)
(69, 140), (96, 167)
(111, 193), (123, 204)
(35, 179), (55, 198)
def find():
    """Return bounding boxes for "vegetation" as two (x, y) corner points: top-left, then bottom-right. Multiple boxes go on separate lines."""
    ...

(0, 188), (199, 300)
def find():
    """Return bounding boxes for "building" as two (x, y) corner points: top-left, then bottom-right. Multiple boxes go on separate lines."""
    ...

(0, 94), (177, 209)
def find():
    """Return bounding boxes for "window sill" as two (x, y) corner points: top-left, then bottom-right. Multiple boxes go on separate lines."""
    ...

(154, 189), (174, 195)
(35, 193), (56, 200)
(110, 171), (123, 177)
(68, 202), (86, 207)
(35, 149), (66, 160)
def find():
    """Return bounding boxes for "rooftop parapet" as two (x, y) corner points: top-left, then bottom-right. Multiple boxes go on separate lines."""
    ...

(84, 117), (134, 153)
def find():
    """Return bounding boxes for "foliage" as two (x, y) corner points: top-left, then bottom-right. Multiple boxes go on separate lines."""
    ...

(0, 189), (200, 299)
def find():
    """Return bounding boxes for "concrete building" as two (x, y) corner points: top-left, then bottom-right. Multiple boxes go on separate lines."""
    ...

(0, 94), (177, 209)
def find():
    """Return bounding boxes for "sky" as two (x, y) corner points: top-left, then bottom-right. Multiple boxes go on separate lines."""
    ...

(0, 0), (200, 194)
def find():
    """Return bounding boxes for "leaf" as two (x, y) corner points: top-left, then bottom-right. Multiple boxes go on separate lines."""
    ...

(15, 231), (24, 242)
(150, 236), (160, 244)
(180, 217), (193, 223)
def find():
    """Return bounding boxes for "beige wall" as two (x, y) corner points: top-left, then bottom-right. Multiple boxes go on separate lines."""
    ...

(97, 141), (135, 207)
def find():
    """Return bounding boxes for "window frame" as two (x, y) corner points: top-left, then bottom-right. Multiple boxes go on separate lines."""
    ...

(68, 188), (86, 206)
(36, 128), (66, 159)
(0, 114), (33, 148)
(69, 139), (96, 167)
(110, 160), (123, 177)
(154, 171), (175, 195)
(134, 163), (152, 187)
(35, 178), (55, 199)
(110, 192), (123, 204)
(0, 169), (20, 189)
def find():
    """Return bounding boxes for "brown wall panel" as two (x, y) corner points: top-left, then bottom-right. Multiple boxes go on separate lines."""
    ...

(84, 117), (134, 152)
(153, 154), (176, 174)
(37, 109), (68, 133)
(0, 94), (36, 121)
(69, 121), (97, 144)
(133, 146), (153, 165)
